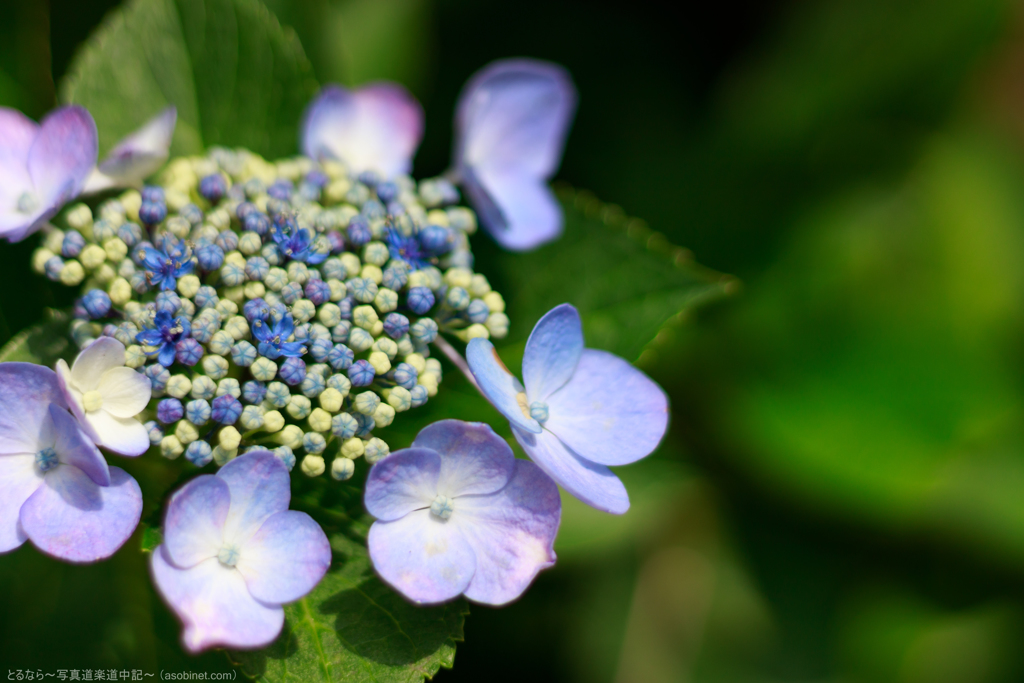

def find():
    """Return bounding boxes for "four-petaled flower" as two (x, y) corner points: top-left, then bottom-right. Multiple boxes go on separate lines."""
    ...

(56, 337), (153, 456)
(453, 59), (577, 251)
(136, 309), (191, 367)
(384, 227), (430, 270)
(365, 419), (560, 605)
(150, 451), (331, 652)
(0, 363), (142, 561)
(142, 239), (194, 290)
(251, 312), (307, 360)
(467, 304), (668, 514)
(269, 215), (327, 265)
(0, 105), (98, 242)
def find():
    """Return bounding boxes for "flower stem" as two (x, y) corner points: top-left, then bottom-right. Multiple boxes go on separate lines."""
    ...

(433, 336), (481, 393)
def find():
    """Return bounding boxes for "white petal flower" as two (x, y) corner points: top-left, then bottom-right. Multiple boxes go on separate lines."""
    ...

(56, 337), (152, 456)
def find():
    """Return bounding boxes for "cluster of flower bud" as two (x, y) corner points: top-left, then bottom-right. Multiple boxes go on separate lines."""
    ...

(31, 147), (509, 480)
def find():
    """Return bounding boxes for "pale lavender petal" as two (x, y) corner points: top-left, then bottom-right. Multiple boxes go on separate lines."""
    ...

(367, 509), (475, 605)
(455, 59), (576, 179)
(0, 108), (36, 208)
(0, 455), (41, 552)
(97, 366), (152, 418)
(49, 404), (109, 487)
(217, 451), (291, 545)
(413, 420), (514, 498)
(461, 166), (562, 251)
(20, 465), (141, 563)
(466, 338), (540, 434)
(27, 106), (97, 215)
(456, 460), (560, 605)
(87, 106), (176, 193)
(364, 447), (440, 522)
(0, 363), (65, 455)
(163, 475), (229, 568)
(513, 426), (629, 515)
(151, 549), (284, 653)
(81, 409), (150, 457)
(522, 303), (583, 403)
(546, 349), (669, 466)
(236, 510), (331, 604)
(302, 83), (423, 178)
(68, 337), (126, 391)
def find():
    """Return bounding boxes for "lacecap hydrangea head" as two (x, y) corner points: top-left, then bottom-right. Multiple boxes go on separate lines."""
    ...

(32, 144), (509, 478)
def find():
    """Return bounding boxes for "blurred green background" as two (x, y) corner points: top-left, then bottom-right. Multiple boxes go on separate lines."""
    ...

(7, 0), (1024, 680)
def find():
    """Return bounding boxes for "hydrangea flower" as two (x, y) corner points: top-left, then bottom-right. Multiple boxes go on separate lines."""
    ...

(150, 450), (331, 652)
(0, 363), (142, 561)
(136, 310), (191, 367)
(83, 106), (177, 194)
(466, 304), (668, 514)
(268, 215), (327, 265)
(453, 59), (577, 251)
(142, 239), (193, 290)
(302, 83), (423, 178)
(0, 105), (98, 242)
(56, 337), (153, 456)
(252, 312), (307, 360)
(365, 420), (560, 605)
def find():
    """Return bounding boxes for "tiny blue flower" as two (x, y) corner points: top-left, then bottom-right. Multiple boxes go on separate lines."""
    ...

(81, 289), (112, 319)
(175, 338), (204, 367)
(242, 381), (267, 404)
(279, 357), (307, 386)
(211, 394), (243, 425)
(137, 310), (191, 367)
(196, 243), (225, 271)
(185, 440), (213, 467)
(270, 214), (327, 265)
(406, 287), (435, 315)
(158, 398), (184, 424)
(186, 399), (211, 426)
(243, 297), (271, 323)
(251, 313), (306, 359)
(385, 227), (429, 269)
(348, 359), (375, 387)
(383, 313), (409, 340)
(142, 239), (193, 291)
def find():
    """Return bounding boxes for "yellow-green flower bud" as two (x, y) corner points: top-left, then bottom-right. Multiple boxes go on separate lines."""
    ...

(309, 407), (332, 432)
(109, 277), (132, 306)
(176, 274), (200, 299)
(212, 445), (237, 466)
(404, 353), (426, 375)
(374, 288), (398, 313)
(368, 351), (391, 375)
(263, 410), (285, 433)
(301, 455), (326, 477)
(215, 298), (239, 317)
(103, 238), (128, 263)
(468, 274), (491, 298)
(444, 267), (473, 289)
(66, 203), (93, 232)
(455, 324), (489, 342)
(287, 395), (312, 420)
(372, 337), (398, 360)
(364, 437), (389, 464)
(120, 189), (141, 221)
(483, 291), (505, 314)
(353, 392), (380, 416)
(292, 299), (316, 323)
(340, 252), (361, 276)
(219, 426), (241, 450)
(485, 312), (510, 339)
(318, 303), (341, 327)
(161, 435), (183, 459)
(353, 305), (378, 330)
(175, 421), (199, 445)
(202, 355), (229, 380)
(341, 437), (364, 459)
(166, 375), (192, 399)
(319, 387), (344, 412)
(277, 424), (303, 449)
(363, 241), (389, 266)
(251, 357), (278, 382)
(125, 345), (146, 369)
(31, 248), (54, 274)
(387, 386), (412, 412)
(238, 231), (262, 255)
(94, 263), (116, 285)
(224, 316), (250, 341)
(60, 261), (85, 286)
(372, 403), (395, 428)
(360, 264), (383, 284)
(419, 374), (438, 397)
(244, 281), (266, 300)
(331, 457), (355, 480)
(80, 245), (106, 270)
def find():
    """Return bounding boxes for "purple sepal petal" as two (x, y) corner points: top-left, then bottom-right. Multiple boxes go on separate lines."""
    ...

(50, 404), (110, 487)
(454, 59), (576, 251)
(0, 108), (36, 204)
(461, 166), (563, 251)
(301, 83), (424, 178)
(456, 460), (560, 605)
(513, 426), (629, 515)
(86, 106), (177, 193)
(216, 451), (290, 544)
(20, 465), (142, 563)
(151, 549), (285, 653)
(0, 455), (41, 552)
(412, 420), (514, 498)
(465, 338), (540, 434)
(236, 510), (331, 604)
(0, 363), (65, 455)
(364, 447), (440, 522)
(522, 303), (583, 403)
(368, 509), (476, 605)
(163, 475), (230, 568)
(546, 349), (669, 466)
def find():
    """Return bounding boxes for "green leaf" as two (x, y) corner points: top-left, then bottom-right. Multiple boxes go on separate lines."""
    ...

(59, 0), (318, 159)
(140, 526), (163, 553)
(0, 310), (72, 365)
(490, 188), (738, 363)
(231, 533), (467, 682)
